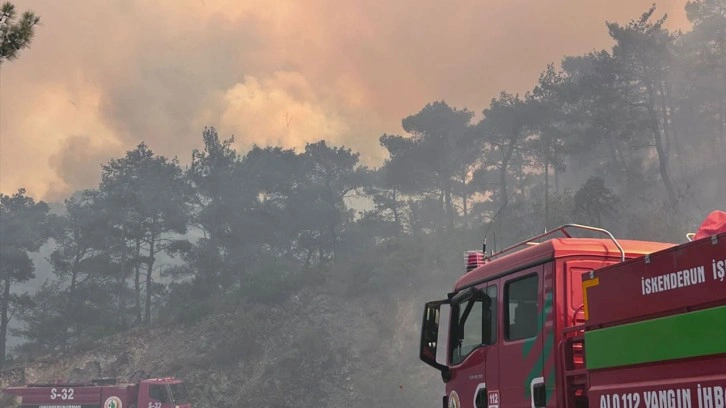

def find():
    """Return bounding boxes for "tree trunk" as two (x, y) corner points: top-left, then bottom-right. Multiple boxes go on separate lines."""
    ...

(544, 158), (549, 230)
(304, 248), (313, 270)
(459, 167), (469, 227)
(145, 233), (155, 325)
(659, 81), (672, 158)
(444, 182), (454, 231)
(499, 139), (516, 208)
(63, 256), (80, 351)
(134, 238), (142, 324)
(554, 166), (560, 194)
(719, 97), (725, 149)
(647, 84), (678, 207)
(462, 190), (468, 218)
(328, 221), (337, 261)
(499, 162), (508, 208)
(0, 275), (10, 366)
(324, 179), (337, 259)
(118, 227), (127, 328)
(604, 130), (627, 189)
(661, 80), (688, 175)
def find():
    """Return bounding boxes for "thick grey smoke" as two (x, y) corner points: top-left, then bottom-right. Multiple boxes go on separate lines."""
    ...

(0, 0), (689, 200)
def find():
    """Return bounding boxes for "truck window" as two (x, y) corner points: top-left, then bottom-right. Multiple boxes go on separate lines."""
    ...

(451, 297), (483, 364)
(484, 285), (497, 345)
(149, 385), (170, 403)
(505, 274), (539, 341)
(450, 286), (497, 364)
(569, 267), (590, 314)
(169, 383), (190, 404)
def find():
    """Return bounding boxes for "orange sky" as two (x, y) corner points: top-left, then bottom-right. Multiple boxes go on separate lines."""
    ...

(0, 0), (691, 201)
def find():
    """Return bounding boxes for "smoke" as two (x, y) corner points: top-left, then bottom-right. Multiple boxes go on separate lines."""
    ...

(0, 0), (690, 200)
(211, 71), (350, 151)
(46, 134), (121, 199)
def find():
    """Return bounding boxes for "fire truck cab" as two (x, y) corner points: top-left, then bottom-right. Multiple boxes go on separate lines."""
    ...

(419, 224), (676, 408)
(3, 376), (191, 408)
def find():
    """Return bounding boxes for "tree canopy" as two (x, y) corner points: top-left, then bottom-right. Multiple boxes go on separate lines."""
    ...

(0, 2), (40, 64)
(1, 3), (724, 367)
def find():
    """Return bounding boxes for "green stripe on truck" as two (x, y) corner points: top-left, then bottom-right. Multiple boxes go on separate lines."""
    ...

(585, 305), (726, 370)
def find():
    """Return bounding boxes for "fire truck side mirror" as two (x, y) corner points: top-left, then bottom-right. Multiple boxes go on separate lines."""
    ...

(419, 300), (451, 379)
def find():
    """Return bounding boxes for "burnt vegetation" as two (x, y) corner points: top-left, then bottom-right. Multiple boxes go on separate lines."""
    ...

(0, 1), (725, 406)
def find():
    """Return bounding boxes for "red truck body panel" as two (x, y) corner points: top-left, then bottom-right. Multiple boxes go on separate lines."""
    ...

(582, 233), (726, 408)
(3, 377), (192, 408)
(584, 234), (726, 327)
(4, 384), (135, 408)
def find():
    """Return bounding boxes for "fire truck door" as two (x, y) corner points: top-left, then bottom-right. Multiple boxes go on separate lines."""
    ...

(498, 266), (545, 408)
(482, 283), (500, 408)
(445, 282), (495, 408)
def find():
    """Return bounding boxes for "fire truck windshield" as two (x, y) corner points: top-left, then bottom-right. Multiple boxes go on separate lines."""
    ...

(170, 382), (190, 404)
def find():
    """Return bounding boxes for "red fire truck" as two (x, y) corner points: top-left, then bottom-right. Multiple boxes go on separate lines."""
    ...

(3, 376), (191, 408)
(419, 211), (726, 408)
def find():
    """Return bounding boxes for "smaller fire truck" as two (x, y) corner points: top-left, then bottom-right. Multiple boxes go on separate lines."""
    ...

(2, 376), (191, 408)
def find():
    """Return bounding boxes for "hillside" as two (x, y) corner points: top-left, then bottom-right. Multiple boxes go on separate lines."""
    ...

(0, 233), (466, 408)
(0, 289), (437, 407)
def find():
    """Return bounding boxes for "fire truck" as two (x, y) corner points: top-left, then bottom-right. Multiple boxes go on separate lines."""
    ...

(419, 211), (726, 408)
(2, 376), (191, 408)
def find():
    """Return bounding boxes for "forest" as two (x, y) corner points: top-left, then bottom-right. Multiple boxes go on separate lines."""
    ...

(1, 1), (725, 377)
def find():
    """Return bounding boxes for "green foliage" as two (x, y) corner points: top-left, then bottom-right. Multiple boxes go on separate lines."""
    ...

(0, 188), (51, 365)
(623, 201), (694, 242)
(0, 189), (50, 257)
(0, 393), (18, 408)
(384, 101), (478, 230)
(99, 142), (192, 325)
(204, 311), (264, 368)
(682, 0), (726, 157)
(237, 257), (301, 304)
(528, 64), (569, 173)
(0, 2), (40, 64)
(607, 6), (680, 205)
(11, 281), (66, 356)
(573, 177), (619, 227)
(507, 189), (576, 235)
